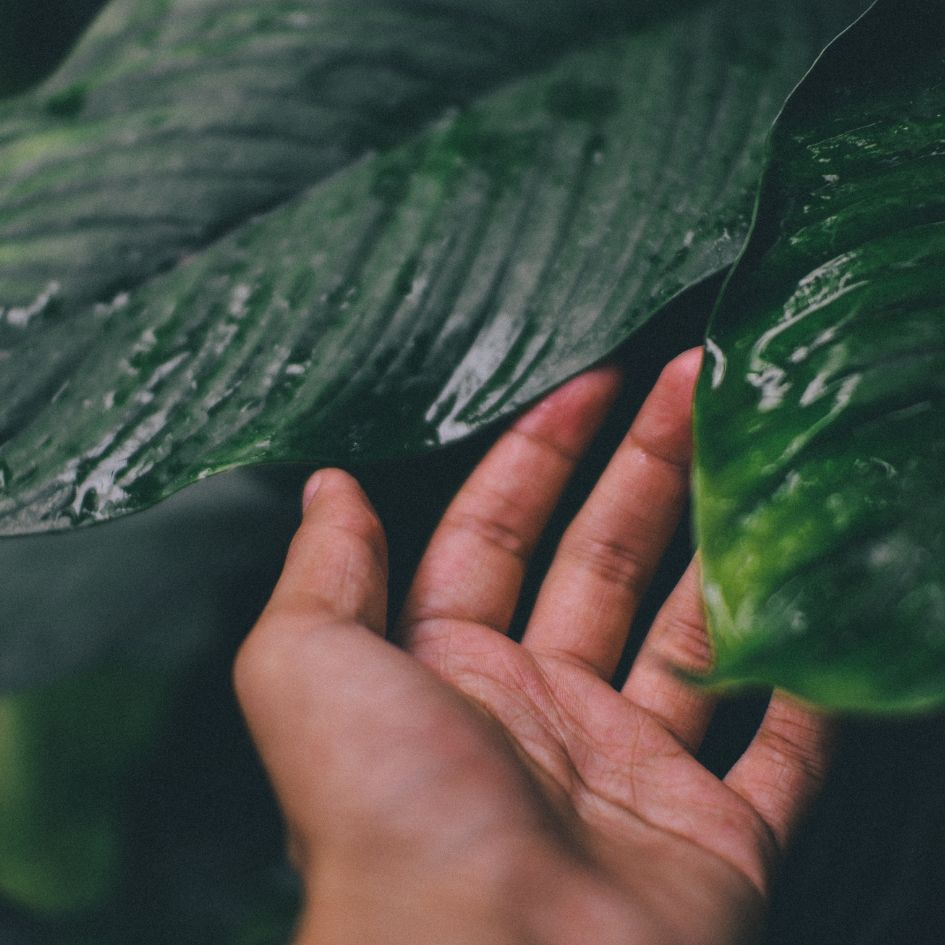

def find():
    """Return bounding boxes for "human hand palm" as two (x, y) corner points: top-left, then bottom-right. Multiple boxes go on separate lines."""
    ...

(236, 350), (830, 945)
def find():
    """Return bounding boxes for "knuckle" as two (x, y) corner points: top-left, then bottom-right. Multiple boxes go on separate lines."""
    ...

(653, 610), (711, 671)
(626, 427), (689, 473)
(510, 424), (581, 464)
(560, 527), (650, 595)
(289, 509), (386, 576)
(441, 500), (532, 564)
(757, 717), (830, 786)
(232, 622), (279, 711)
(341, 497), (384, 540)
(331, 506), (387, 558)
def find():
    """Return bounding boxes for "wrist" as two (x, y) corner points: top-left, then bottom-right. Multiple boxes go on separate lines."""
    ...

(293, 843), (646, 945)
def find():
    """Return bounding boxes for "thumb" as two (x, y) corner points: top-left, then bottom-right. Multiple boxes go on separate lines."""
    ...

(269, 467), (388, 635)
(233, 469), (389, 831)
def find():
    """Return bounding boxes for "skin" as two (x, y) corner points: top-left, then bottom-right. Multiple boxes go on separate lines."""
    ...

(234, 348), (832, 945)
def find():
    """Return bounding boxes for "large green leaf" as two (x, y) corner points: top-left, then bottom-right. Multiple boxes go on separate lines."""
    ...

(694, 0), (945, 712)
(0, 0), (639, 314)
(0, 0), (866, 534)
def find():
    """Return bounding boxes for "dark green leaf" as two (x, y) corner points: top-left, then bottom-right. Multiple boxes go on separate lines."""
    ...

(694, 0), (945, 712)
(1, 0), (640, 313)
(0, 0), (865, 533)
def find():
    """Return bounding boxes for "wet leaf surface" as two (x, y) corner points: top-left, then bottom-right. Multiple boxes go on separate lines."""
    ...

(694, 0), (945, 711)
(0, 0), (865, 533)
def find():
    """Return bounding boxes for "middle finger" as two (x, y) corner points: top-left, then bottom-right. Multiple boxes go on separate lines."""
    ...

(522, 348), (700, 679)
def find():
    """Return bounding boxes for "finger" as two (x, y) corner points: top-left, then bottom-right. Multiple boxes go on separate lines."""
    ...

(269, 467), (388, 634)
(522, 348), (701, 679)
(621, 558), (717, 751)
(235, 469), (561, 864)
(234, 468), (392, 829)
(399, 364), (621, 648)
(724, 693), (834, 853)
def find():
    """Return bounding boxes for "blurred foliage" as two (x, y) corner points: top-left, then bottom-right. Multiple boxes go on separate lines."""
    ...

(0, 667), (172, 915)
(0, 471), (299, 692)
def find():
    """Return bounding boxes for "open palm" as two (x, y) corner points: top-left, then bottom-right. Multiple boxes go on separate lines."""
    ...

(236, 350), (831, 945)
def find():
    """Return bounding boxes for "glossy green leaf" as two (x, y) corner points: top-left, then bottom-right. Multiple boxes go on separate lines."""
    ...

(694, 0), (945, 712)
(0, 0), (866, 534)
(1, 0), (639, 313)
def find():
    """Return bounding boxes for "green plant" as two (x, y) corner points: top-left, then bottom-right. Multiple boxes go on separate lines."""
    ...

(1, 0), (944, 940)
(0, 0), (864, 532)
(3, 0), (943, 707)
(695, 1), (945, 711)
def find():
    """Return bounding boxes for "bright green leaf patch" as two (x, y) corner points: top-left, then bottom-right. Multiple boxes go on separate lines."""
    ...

(0, 0), (865, 534)
(694, 0), (945, 712)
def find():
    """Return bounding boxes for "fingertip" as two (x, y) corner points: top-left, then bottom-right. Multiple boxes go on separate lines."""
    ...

(272, 468), (389, 632)
(546, 361), (623, 410)
(300, 467), (370, 517)
(515, 362), (622, 456)
(301, 471), (324, 512)
(660, 346), (704, 395)
(297, 467), (386, 554)
(628, 348), (703, 468)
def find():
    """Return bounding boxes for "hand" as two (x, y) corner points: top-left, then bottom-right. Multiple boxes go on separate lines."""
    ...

(235, 349), (832, 945)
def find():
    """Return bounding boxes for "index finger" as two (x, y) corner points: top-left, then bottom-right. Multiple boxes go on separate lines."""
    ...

(398, 364), (621, 649)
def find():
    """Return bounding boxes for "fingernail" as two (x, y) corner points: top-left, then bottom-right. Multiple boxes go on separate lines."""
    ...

(302, 473), (323, 512)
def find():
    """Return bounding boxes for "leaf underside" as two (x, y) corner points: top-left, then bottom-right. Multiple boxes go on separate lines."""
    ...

(0, 0), (865, 534)
(694, 0), (945, 712)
